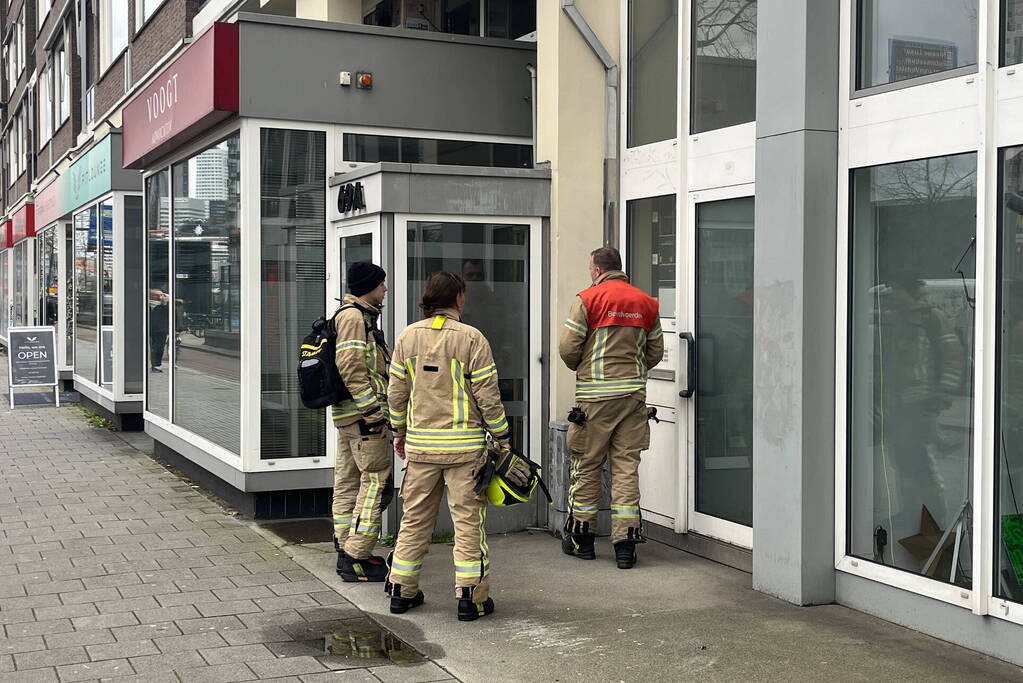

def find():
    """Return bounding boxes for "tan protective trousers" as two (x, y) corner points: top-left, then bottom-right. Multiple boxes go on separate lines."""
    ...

(332, 424), (392, 559)
(387, 455), (490, 604)
(566, 397), (650, 544)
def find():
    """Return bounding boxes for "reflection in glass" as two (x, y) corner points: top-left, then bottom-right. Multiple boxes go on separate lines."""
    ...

(695, 197), (754, 526)
(628, 0), (677, 147)
(65, 227), (74, 366)
(0, 250), (9, 338)
(1006, 0), (1023, 67)
(147, 171), (171, 418)
(407, 222), (530, 449)
(37, 228), (59, 328)
(692, 0), (757, 134)
(998, 146), (1023, 602)
(74, 206), (98, 383)
(172, 135), (242, 453)
(260, 129), (326, 460)
(858, 0), (978, 89)
(12, 241), (28, 327)
(343, 134), (531, 168)
(123, 196), (145, 396)
(849, 153), (976, 587)
(361, 0), (534, 38)
(627, 195), (676, 313)
(341, 234), (373, 296)
(100, 202), (114, 387)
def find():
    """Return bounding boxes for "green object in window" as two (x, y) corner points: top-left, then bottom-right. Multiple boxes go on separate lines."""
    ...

(1002, 514), (1023, 584)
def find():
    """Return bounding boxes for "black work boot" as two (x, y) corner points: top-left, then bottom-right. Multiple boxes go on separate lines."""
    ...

(337, 552), (389, 583)
(388, 583), (425, 614)
(561, 533), (596, 560)
(456, 587), (495, 622)
(614, 541), (637, 569)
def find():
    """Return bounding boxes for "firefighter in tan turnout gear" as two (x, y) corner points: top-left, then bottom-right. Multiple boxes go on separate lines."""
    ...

(332, 262), (392, 583)
(558, 247), (664, 569)
(386, 272), (510, 621)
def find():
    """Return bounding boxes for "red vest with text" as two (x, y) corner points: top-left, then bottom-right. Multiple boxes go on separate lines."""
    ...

(578, 279), (659, 332)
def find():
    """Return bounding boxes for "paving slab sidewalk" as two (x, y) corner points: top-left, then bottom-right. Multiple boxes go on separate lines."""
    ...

(280, 531), (1023, 682)
(5, 356), (1023, 682)
(0, 363), (459, 683)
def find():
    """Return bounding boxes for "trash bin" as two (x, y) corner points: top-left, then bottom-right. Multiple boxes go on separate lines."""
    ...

(546, 420), (612, 537)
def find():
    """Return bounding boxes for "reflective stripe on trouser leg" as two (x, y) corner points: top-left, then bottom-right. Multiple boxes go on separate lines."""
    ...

(332, 431), (361, 544)
(388, 461), (445, 598)
(445, 456), (490, 603)
(609, 398), (647, 544)
(343, 432), (393, 559)
(566, 405), (609, 536)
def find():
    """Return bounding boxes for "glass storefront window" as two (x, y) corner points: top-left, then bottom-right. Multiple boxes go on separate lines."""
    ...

(65, 227), (74, 366)
(407, 221), (530, 448)
(1006, 0), (1023, 66)
(848, 153), (976, 588)
(998, 145), (1023, 603)
(0, 250), (9, 339)
(628, 0), (678, 147)
(74, 205), (98, 383)
(100, 202), (114, 387)
(147, 171), (171, 418)
(259, 128), (326, 460)
(695, 197), (754, 526)
(12, 241), (28, 327)
(37, 228), (59, 328)
(857, 0), (978, 89)
(343, 134), (531, 169)
(362, 0), (535, 38)
(627, 195), (676, 313)
(123, 196), (145, 396)
(692, 0), (757, 134)
(172, 135), (242, 453)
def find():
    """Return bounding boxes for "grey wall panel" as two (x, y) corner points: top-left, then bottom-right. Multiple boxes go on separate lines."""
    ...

(404, 175), (551, 216)
(109, 135), (143, 192)
(237, 17), (534, 137)
(837, 572), (1023, 667)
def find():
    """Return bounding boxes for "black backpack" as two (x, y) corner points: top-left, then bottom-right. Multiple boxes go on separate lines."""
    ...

(297, 304), (387, 409)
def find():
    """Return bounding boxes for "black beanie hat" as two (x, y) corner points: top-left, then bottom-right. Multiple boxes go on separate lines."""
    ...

(348, 261), (386, 297)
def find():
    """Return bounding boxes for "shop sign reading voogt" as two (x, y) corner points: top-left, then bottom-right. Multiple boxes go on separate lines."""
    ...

(122, 23), (239, 169)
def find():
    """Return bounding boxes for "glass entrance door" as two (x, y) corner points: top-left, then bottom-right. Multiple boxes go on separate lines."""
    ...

(686, 187), (755, 547)
(396, 215), (543, 463)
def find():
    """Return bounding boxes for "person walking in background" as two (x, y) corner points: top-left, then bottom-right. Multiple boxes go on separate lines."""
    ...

(385, 272), (510, 621)
(558, 247), (663, 569)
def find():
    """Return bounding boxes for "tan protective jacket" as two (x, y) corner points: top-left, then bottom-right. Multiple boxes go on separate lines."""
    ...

(558, 271), (664, 403)
(331, 294), (390, 428)
(388, 308), (510, 464)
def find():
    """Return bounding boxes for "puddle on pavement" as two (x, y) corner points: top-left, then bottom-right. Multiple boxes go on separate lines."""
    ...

(325, 619), (425, 665)
(258, 518), (333, 544)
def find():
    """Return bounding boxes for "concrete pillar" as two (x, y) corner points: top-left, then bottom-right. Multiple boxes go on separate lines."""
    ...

(752, 0), (840, 605)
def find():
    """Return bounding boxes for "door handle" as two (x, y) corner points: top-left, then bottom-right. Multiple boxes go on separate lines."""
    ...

(679, 331), (696, 399)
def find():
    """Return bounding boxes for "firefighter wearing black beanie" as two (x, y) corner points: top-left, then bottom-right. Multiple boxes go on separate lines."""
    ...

(348, 261), (387, 297)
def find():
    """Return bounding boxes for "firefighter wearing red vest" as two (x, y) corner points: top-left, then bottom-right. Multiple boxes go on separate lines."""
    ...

(558, 247), (664, 569)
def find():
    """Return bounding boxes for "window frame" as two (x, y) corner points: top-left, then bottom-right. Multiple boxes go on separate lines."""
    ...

(55, 29), (70, 127)
(38, 63), (53, 147)
(851, 0), (981, 98)
(98, 0), (129, 76)
(135, 0), (168, 32)
(37, 0), (53, 34)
